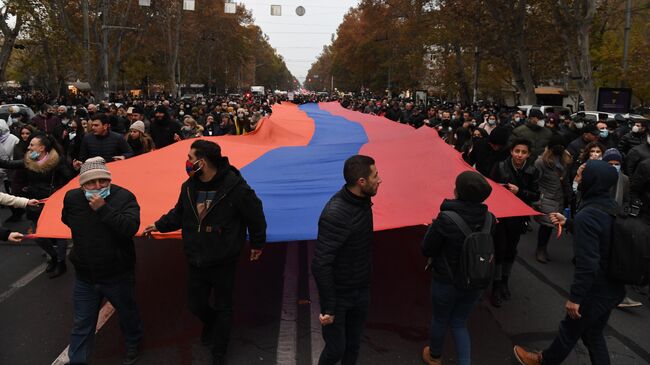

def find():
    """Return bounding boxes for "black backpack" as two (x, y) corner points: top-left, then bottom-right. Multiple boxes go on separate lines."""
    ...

(441, 211), (495, 290)
(607, 214), (650, 285)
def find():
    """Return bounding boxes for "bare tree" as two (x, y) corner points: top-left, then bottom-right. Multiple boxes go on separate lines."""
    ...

(552, 0), (598, 110)
(0, 3), (26, 81)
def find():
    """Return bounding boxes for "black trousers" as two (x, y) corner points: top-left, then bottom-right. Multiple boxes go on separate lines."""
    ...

(494, 217), (525, 265)
(318, 288), (370, 365)
(187, 260), (238, 357)
(542, 284), (624, 365)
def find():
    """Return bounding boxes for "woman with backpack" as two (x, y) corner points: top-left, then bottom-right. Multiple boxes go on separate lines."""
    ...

(421, 171), (496, 365)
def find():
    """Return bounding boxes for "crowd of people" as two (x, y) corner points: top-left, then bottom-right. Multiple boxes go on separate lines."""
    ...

(337, 95), (650, 365)
(0, 90), (648, 365)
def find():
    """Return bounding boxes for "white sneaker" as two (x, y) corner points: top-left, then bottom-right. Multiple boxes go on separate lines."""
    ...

(618, 296), (643, 308)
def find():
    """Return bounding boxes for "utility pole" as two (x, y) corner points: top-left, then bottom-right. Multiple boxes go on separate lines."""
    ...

(101, 0), (110, 99)
(621, 0), (632, 87)
(82, 0), (91, 87)
(472, 46), (480, 104)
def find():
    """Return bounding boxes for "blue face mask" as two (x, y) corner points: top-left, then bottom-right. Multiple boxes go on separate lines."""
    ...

(599, 129), (609, 138)
(84, 186), (111, 201)
(613, 164), (621, 174)
(29, 151), (40, 160)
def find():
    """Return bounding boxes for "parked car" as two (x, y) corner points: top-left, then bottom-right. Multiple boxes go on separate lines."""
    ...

(518, 105), (572, 117)
(570, 111), (649, 123)
(0, 103), (35, 122)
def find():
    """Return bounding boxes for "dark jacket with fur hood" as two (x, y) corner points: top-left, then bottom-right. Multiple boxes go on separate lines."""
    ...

(0, 149), (72, 199)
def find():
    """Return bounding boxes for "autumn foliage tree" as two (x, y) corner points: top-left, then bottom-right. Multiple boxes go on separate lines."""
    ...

(4, 0), (295, 96)
(307, 0), (650, 108)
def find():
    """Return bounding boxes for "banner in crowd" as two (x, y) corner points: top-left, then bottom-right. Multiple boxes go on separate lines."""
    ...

(34, 102), (538, 242)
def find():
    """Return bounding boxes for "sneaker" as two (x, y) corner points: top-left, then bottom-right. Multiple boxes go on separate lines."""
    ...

(122, 346), (141, 365)
(617, 296), (643, 308)
(513, 345), (542, 365)
(421, 346), (441, 365)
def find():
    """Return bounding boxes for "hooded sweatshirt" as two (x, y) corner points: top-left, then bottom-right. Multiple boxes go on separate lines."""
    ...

(569, 160), (625, 304)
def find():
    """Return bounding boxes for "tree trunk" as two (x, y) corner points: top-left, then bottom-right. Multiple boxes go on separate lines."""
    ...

(554, 0), (597, 110)
(0, 13), (23, 82)
(453, 43), (471, 105)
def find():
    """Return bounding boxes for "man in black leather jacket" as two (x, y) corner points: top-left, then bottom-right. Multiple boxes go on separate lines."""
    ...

(312, 155), (381, 365)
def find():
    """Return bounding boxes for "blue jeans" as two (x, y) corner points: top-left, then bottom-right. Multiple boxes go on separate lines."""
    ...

(542, 287), (624, 365)
(67, 274), (143, 365)
(428, 280), (482, 365)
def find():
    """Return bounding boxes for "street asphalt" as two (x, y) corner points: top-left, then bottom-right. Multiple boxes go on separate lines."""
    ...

(0, 208), (648, 365)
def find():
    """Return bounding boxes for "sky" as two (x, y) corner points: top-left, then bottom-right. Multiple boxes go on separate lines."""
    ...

(237, 0), (360, 84)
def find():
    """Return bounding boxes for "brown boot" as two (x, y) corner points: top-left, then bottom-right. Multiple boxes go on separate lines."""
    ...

(513, 345), (542, 365)
(422, 346), (442, 365)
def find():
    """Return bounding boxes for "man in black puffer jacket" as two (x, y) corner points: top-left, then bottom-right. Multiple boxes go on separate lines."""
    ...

(144, 140), (266, 365)
(75, 113), (133, 167)
(312, 155), (381, 365)
(62, 157), (143, 365)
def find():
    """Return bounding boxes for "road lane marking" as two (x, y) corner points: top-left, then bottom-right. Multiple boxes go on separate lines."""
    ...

(307, 242), (324, 365)
(276, 244), (299, 364)
(51, 302), (116, 365)
(0, 263), (46, 304)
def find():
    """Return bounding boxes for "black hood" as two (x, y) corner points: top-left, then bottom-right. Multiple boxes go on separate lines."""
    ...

(579, 160), (618, 208)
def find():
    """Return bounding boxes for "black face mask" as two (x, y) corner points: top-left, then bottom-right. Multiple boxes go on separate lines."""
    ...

(46, 112), (53, 117)
(551, 145), (565, 155)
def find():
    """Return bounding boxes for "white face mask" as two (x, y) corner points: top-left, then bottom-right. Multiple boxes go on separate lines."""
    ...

(537, 119), (546, 128)
(631, 126), (640, 133)
(575, 122), (584, 129)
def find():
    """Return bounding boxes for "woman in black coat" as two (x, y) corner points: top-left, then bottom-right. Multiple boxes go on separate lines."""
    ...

(0, 134), (73, 277)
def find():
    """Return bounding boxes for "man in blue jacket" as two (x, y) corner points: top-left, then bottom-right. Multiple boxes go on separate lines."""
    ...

(514, 160), (625, 365)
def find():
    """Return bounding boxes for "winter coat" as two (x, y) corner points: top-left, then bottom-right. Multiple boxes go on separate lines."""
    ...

(0, 192), (29, 208)
(624, 141), (650, 177)
(618, 131), (645, 155)
(569, 161), (625, 305)
(155, 160), (266, 267)
(0, 121), (19, 184)
(510, 124), (553, 161)
(31, 114), (61, 135)
(78, 131), (134, 162)
(150, 118), (182, 149)
(465, 139), (510, 177)
(62, 184), (140, 283)
(630, 158), (650, 219)
(490, 157), (540, 206)
(0, 149), (72, 200)
(610, 172), (630, 215)
(421, 199), (496, 285)
(534, 156), (570, 227)
(312, 187), (374, 314)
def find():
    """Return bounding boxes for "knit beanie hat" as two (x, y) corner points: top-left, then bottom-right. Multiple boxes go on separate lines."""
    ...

(79, 157), (112, 186)
(602, 148), (622, 163)
(455, 171), (492, 203)
(129, 121), (145, 134)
